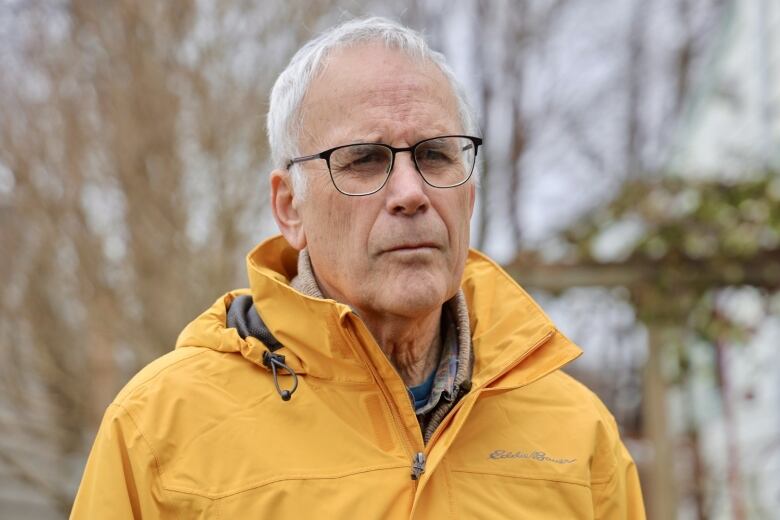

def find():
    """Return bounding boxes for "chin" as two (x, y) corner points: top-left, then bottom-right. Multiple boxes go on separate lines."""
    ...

(380, 279), (452, 318)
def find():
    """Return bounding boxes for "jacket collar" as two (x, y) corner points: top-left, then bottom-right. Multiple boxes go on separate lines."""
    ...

(176, 235), (581, 389)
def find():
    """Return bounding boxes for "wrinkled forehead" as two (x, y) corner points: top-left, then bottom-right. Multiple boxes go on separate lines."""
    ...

(299, 44), (462, 145)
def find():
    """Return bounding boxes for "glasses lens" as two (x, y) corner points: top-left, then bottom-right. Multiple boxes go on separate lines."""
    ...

(415, 137), (476, 187)
(329, 144), (392, 195)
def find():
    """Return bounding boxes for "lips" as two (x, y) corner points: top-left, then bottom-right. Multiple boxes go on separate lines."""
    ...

(383, 242), (439, 253)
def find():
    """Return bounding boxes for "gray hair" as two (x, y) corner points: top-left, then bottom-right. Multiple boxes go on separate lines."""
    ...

(267, 16), (479, 196)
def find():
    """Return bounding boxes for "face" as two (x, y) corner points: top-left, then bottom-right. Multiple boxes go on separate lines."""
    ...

(271, 43), (475, 322)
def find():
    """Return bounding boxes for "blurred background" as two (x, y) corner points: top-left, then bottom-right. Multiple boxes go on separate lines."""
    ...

(0, 0), (778, 518)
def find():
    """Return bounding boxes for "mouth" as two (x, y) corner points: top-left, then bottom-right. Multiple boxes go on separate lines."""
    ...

(384, 243), (439, 253)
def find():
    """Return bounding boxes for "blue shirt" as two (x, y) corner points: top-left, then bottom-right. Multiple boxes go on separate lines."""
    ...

(409, 368), (437, 411)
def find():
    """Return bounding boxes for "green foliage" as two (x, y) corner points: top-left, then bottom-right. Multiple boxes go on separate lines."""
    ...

(563, 172), (780, 329)
(567, 173), (780, 263)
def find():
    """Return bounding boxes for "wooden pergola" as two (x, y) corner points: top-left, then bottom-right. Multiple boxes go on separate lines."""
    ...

(506, 251), (779, 519)
(504, 174), (780, 520)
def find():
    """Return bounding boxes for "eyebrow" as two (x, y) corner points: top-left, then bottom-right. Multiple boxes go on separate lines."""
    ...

(347, 136), (382, 145)
(346, 134), (445, 146)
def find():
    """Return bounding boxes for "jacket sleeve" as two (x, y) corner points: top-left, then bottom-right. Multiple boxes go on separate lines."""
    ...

(70, 403), (164, 519)
(591, 407), (646, 519)
(592, 437), (646, 519)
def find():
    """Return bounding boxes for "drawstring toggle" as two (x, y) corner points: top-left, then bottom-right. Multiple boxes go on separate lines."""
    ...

(262, 351), (299, 401)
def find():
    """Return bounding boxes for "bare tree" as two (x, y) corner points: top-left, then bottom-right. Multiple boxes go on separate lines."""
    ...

(0, 0), (341, 514)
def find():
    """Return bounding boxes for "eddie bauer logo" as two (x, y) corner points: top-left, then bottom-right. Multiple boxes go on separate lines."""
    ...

(488, 450), (576, 465)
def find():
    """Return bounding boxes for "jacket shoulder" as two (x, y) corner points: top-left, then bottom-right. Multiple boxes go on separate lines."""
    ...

(538, 372), (645, 516)
(542, 370), (627, 479)
(112, 345), (278, 421)
(488, 368), (627, 482)
(526, 369), (624, 445)
(113, 347), (212, 404)
(543, 370), (620, 423)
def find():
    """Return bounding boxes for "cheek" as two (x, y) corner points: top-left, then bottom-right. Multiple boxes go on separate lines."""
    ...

(308, 198), (372, 268)
(325, 205), (352, 240)
(441, 194), (473, 252)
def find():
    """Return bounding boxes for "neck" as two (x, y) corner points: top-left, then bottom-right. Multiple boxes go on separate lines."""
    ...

(360, 308), (443, 387)
(292, 249), (443, 387)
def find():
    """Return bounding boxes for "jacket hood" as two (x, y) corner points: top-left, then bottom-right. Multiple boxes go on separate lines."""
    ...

(175, 235), (582, 390)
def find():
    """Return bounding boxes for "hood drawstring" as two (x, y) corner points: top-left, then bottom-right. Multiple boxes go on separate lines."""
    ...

(226, 294), (299, 401)
(262, 351), (299, 401)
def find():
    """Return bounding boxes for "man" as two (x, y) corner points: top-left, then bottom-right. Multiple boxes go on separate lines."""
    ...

(72, 17), (645, 518)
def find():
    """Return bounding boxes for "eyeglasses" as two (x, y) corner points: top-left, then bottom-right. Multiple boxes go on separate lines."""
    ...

(286, 135), (483, 196)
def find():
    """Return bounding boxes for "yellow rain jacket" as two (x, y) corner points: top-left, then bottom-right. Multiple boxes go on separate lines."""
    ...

(72, 236), (645, 519)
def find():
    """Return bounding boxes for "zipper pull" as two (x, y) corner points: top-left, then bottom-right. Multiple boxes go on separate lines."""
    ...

(411, 451), (426, 481)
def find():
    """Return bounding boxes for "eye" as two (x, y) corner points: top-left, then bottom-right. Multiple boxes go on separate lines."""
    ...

(331, 145), (389, 174)
(422, 150), (449, 161)
(351, 150), (386, 166)
(418, 146), (455, 164)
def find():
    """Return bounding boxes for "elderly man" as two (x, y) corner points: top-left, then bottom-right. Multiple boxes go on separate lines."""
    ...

(72, 17), (645, 519)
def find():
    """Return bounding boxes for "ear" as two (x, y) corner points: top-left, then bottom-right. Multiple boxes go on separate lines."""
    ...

(270, 169), (307, 250)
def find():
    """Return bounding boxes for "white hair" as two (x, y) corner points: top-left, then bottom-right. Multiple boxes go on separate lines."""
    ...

(267, 16), (479, 197)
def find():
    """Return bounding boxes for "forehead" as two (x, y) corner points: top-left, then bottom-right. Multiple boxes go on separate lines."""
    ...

(300, 43), (462, 149)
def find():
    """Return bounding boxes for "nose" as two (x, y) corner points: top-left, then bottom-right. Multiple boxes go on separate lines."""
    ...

(384, 151), (429, 215)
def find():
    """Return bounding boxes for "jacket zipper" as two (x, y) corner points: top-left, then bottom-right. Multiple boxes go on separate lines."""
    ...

(346, 318), (557, 484)
(411, 452), (426, 480)
(344, 314), (424, 478)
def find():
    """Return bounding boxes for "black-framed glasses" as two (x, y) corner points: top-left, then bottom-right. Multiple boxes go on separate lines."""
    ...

(286, 135), (482, 196)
